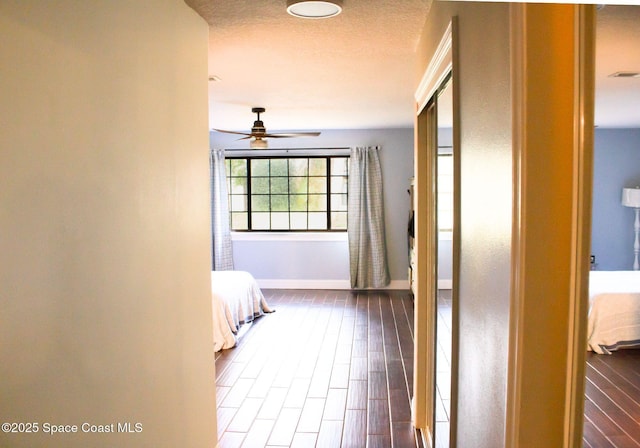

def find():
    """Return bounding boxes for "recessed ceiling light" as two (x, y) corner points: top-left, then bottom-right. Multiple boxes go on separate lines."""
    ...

(286, 0), (343, 19)
(608, 71), (640, 78)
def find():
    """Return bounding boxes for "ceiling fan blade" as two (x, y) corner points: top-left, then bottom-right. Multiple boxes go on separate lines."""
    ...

(263, 132), (321, 138)
(215, 109), (321, 145)
(212, 129), (254, 137)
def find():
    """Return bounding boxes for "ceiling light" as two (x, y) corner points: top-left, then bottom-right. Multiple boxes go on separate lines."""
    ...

(286, 0), (343, 19)
(250, 138), (268, 149)
(609, 71), (640, 78)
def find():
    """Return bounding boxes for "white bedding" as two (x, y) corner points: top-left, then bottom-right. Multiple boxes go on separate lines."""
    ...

(211, 270), (273, 352)
(588, 271), (640, 354)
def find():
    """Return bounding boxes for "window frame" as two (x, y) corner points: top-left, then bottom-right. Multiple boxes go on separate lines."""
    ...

(225, 154), (349, 232)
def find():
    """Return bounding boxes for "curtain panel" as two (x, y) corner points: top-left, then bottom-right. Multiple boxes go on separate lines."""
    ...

(210, 148), (234, 271)
(348, 146), (390, 289)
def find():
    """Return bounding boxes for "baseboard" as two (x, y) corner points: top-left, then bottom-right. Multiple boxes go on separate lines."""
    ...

(255, 279), (411, 290)
(438, 279), (452, 290)
(256, 279), (351, 289)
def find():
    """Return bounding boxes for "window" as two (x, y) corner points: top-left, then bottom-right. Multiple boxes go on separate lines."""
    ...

(225, 156), (349, 231)
(437, 153), (453, 232)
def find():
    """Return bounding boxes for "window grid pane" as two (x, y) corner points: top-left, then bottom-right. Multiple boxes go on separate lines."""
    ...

(227, 159), (248, 222)
(227, 156), (348, 231)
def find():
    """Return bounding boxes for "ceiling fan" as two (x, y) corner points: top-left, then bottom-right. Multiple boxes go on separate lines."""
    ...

(213, 107), (321, 149)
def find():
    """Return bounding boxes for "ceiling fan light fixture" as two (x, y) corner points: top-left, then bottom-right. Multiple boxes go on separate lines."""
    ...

(214, 107), (320, 149)
(250, 138), (268, 149)
(286, 0), (343, 19)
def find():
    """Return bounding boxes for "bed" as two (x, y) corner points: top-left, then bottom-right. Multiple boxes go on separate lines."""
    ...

(211, 270), (273, 352)
(588, 270), (640, 354)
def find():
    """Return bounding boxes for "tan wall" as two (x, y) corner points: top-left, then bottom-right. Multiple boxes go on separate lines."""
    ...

(0, 2), (216, 447)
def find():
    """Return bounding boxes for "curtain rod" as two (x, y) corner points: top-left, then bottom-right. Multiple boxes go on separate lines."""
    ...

(223, 147), (350, 151)
(222, 147), (352, 157)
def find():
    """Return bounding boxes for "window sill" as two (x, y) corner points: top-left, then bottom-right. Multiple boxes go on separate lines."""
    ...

(231, 231), (348, 242)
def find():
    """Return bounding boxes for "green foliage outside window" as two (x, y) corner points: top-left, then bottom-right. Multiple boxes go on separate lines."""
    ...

(224, 156), (349, 231)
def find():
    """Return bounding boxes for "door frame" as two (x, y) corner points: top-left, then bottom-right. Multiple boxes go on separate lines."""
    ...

(506, 4), (595, 447)
(413, 18), (459, 448)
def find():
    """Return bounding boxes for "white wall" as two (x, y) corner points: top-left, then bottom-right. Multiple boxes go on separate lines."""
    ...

(211, 128), (414, 288)
(0, 2), (216, 447)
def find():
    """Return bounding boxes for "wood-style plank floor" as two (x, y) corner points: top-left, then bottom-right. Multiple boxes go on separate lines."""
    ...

(214, 289), (420, 448)
(583, 349), (640, 448)
(215, 288), (640, 448)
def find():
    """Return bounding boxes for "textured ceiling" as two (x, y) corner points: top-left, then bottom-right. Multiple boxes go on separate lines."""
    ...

(186, 0), (430, 132)
(595, 5), (640, 128)
(185, 2), (640, 133)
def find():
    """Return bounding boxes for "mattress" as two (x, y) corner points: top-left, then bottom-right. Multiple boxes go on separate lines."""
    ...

(211, 270), (273, 352)
(588, 270), (640, 354)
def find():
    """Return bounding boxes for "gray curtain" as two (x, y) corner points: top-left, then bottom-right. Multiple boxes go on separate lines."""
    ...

(348, 146), (390, 288)
(209, 148), (234, 271)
